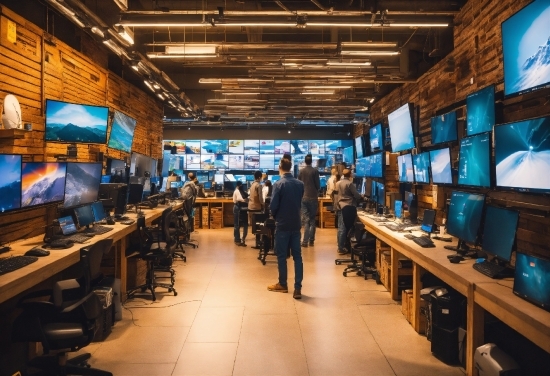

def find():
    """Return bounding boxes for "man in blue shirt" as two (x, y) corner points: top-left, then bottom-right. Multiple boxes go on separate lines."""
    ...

(269, 157), (305, 299)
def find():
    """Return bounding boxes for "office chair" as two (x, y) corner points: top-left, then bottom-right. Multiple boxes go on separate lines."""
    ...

(342, 222), (376, 279)
(335, 205), (358, 265)
(251, 212), (276, 265)
(12, 239), (114, 376)
(126, 209), (177, 301)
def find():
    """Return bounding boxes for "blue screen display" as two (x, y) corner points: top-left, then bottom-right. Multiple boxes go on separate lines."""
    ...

(431, 111), (458, 144)
(482, 206), (519, 262)
(355, 136), (364, 159)
(397, 154), (414, 183)
(369, 123), (383, 152)
(388, 104), (415, 153)
(320, 175), (327, 189)
(394, 200), (402, 219)
(446, 191), (485, 244)
(466, 85), (495, 136)
(377, 183), (385, 206)
(412, 152), (430, 184)
(201, 140), (229, 154)
(494, 116), (550, 193)
(45, 100), (108, 143)
(74, 205), (95, 227)
(502, 1), (550, 97)
(514, 253), (550, 311)
(358, 152), (385, 178)
(458, 133), (491, 188)
(108, 110), (137, 153)
(421, 209), (436, 233)
(0, 154), (21, 213)
(429, 148), (453, 185)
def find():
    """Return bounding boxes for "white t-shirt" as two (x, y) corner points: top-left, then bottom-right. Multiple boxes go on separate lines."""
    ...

(233, 188), (246, 204)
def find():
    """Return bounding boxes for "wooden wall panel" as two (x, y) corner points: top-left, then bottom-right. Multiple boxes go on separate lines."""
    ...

(357, 0), (550, 260)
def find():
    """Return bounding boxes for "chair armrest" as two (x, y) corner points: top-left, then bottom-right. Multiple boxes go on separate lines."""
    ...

(18, 289), (53, 303)
(19, 301), (57, 315)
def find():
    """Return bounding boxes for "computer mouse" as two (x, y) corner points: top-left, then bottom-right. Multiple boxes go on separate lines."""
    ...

(106, 217), (116, 225)
(449, 255), (464, 264)
(25, 247), (50, 257)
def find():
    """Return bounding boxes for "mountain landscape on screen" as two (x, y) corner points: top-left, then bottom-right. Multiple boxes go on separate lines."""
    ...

(64, 163), (102, 207)
(46, 123), (107, 143)
(21, 163), (66, 207)
(513, 37), (550, 95)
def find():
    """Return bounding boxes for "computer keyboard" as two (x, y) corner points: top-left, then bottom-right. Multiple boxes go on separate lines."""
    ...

(0, 256), (38, 276)
(473, 261), (513, 279)
(65, 234), (93, 244)
(412, 236), (435, 248)
(49, 239), (75, 249)
(384, 223), (408, 232)
(84, 225), (113, 235)
(120, 219), (136, 225)
(404, 234), (416, 240)
(368, 216), (388, 223)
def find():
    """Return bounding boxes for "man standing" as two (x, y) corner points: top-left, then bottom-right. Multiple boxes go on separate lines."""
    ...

(326, 166), (338, 197)
(335, 169), (363, 255)
(181, 172), (199, 232)
(298, 154), (320, 247)
(269, 158), (304, 299)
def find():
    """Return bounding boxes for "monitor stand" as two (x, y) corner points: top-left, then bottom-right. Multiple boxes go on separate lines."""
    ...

(444, 239), (470, 255)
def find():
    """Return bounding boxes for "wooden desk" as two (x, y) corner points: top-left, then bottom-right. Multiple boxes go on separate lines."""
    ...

(0, 203), (177, 305)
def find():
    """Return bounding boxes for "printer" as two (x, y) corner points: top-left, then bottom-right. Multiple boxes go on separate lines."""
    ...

(474, 343), (520, 376)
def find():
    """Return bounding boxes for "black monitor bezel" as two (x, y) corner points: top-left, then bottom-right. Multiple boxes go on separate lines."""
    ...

(465, 85), (495, 137)
(513, 252), (550, 312)
(445, 190), (485, 245)
(0, 154), (22, 215)
(430, 109), (458, 145)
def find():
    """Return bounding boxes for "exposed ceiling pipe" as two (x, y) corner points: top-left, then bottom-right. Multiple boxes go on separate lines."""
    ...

(274, 1), (293, 13)
(310, 0), (329, 11)
(122, 10), (458, 16)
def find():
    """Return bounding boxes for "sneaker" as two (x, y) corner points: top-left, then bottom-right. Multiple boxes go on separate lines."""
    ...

(267, 283), (288, 293)
(293, 289), (302, 299)
(309, 240), (314, 246)
(235, 241), (242, 245)
(240, 241), (247, 247)
(338, 249), (349, 255)
(301, 243), (308, 248)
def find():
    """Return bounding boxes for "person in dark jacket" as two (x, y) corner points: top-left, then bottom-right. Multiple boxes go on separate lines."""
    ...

(268, 157), (305, 299)
(298, 154), (320, 247)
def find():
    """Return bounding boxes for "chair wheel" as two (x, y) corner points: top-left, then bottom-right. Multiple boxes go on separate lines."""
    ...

(335, 261), (340, 265)
(343, 272), (347, 277)
(174, 291), (178, 296)
(261, 260), (266, 265)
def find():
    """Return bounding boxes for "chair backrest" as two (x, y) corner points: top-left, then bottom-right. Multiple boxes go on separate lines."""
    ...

(80, 238), (114, 292)
(160, 207), (174, 248)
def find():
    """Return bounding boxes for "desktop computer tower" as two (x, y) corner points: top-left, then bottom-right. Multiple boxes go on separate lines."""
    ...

(431, 325), (459, 364)
(429, 288), (465, 330)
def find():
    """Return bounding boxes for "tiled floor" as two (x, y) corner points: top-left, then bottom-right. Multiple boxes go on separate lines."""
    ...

(87, 228), (464, 376)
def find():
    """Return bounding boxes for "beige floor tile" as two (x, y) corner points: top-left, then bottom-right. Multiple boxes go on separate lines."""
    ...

(186, 306), (244, 343)
(233, 313), (309, 376)
(122, 300), (201, 327)
(352, 290), (400, 305)
(87, 361), (176, 376)
(172, 343), (238, 376)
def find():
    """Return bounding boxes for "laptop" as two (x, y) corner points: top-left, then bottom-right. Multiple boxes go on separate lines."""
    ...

(513, 253), (550, 312)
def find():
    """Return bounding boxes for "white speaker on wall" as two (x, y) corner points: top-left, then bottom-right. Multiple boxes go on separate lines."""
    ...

(2, 94), (22, 129)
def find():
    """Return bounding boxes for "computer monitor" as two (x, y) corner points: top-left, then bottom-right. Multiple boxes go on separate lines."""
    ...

(59, 215), (78, 236)
(106, 158), (127, 183)
(101, 175), (111, 184)
(513, 253), (550, 312)
(21, 162), (67, 208)
(466, 85), (495, 136)
(412, 152), (430, 184)
(420, 209), (436, 234)
(458, 132), (491, 188)
(403, 191), (418, 223)
(397, 153), (414, 183)
(74, 205), (95, 228)
(370, 181), (378, 203)
(128, 184), (144, 205)
(224, 181), (237, 191)
(214, 174), (224, 184)
(0, 154), (22, 214)
(394, 201), (403, 219)
(388, 103), (415, 153)
(446, 191), (485, 252)
(203, 181), (213, 189)
(271, 175), (280, 183)
(369, 123), (383, 152)
(320, 175), (327, 189)
(98, 183), (128, 216)
(91, 201), (107, 222)
(377, 183), (385, 206)
(64, 162), (103, 208)
(431, 110), (458, 144)
(429, 147), (453, 185)
(225, 174), (236, 182)
(355, 135), (365, 159)
(481, 206), (519, 263)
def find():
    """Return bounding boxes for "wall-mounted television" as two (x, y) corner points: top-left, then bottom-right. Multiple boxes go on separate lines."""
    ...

(107, 110), (137, 153)
(412, 152), (430, 184)
(130, 152), (157, 178)
(244, 140), (260, 155)
(274, 140), (291, 154)
(260, 154), (275, 170)
(397, 153), (414, 183)
(228, 155), (244, 169)
(458, 132), (491, 188)
(429, 147), (453, 185)
(466, 85), (495, 136)
(21, 162), (67, 208)
(308, 140), (325, 154)
(369, 123), (383, 152)
(229, 140), (244, 154)
(431, 110), (458, 144)
(502, 1), (550, 98)
(0, 154), (22, 213)
(357, 152), (384, 178)
(494, 116), (550, 194)
(45, 99), (108, 143)
(326, 140), (353, 155)
(388, 103), (415, 153)
(260, 140), (275, 154)
(290, 140), (308, 154)
(64, 162), (102, 208)
(201, 140), (228, 154)
(355, 135), (365, 159)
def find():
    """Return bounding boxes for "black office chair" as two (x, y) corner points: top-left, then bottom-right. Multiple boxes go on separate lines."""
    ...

(343, 222), (376, 279)
(335, 205), (358, 265)
(12, 239), (114, 376)
(126, 208), (177, 301)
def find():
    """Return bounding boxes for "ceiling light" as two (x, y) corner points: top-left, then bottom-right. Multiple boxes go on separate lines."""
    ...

(166, 45), (217, 55)
(303, 85), (351, 89)
(301, 91), (335, 95)
(340, 51), (400, 56)
(118, 21), (449, 29)
(147, 53), (218, 59)
(389, 23), (448, 27)
(143, 80), (155, 92)
(199, 78), (222, 84)
(116, 26), (134, 45)
(326, 61), (372, 66)
(102, 39), (124, 56)
(90, 26), (104, 38)
(341, 42), (397, 47)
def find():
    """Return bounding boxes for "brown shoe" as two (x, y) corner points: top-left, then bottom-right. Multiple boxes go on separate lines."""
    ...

(293, 289), (302, 299)
(267, 283), (288, 293)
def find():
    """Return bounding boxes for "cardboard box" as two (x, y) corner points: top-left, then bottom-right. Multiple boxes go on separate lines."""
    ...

(380, 259), (391, 290)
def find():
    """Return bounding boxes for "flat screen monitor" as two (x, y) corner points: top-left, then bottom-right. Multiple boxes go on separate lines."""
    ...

(64, 162), (102, 208)
(377, 183), (385, 206)
(229, 140), (244, 154)
(214, 174), (224, 184)
(45, 99), (108, 143)
(274, 140), (291, 154)
(320, 175), (327, 189)
(446, 191), (485, 244)
(244, 140), (259, 155)
(431, 110), (458, 144)
(0, 154), (22, 214)
(74, 205), (95, 228)
(513, 253), (550, 312)
(128, 183), (144, 205)
(271, 175), (280, 183)
(164, 154), (185, 177)
(369, 152), (384, 178)
(403, 191), (414, 211)
(326, 140), (353, 155)
(494, 116), (550, 194)
(481, 206), (519, 262)
(196, 172), (209, 183)
(130, 152), (157, 178)
(397, 154), (414, 183)
(394, 200), (403, 219)
(228, 155), (244, 169)
(244, 155), (259, 169)
(186, 155), (201, 170)
(458, 132), (491, 188)
(203, 181), (213, 189)
(259, 154), (275, 169)
(369, 123), (383, 152)
(101, 175), (111, 184)
(91, 201), (107, 222)
(388, 103), (415, 153)
(224, 181), (237, 191)
(225, 174), (236, 182)
(107, 158), (127, 181)
(429, 148), (453, 185)
(412, 152), (430, 184)
(355, 157), (368, 178)
(342, 146), (354, 164)
(21, 162), (67, 208)
(317, 158), (327, 169)
(355, 136), (365, 159)
(371, 181), (378, 203)
(108, 110), (137, 153)
(466, 85), (495, 136)
(291, 140), (308, 154)
(201, 140), (228, 154)
(420, 209), (436, 234)
(180, 140), (200, 154)
(260, 140), (275, 154)
(502, 1), (550, 98)
(308, 140), (325, 155)
(59, 215), (78, 235)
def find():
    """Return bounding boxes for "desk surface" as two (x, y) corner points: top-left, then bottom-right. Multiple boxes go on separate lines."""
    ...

(0, 203), (179, 304)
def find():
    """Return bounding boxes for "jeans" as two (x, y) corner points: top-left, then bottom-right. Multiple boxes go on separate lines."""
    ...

(301, 199), (318, 244)
(233, 205), (248, 242)
(337, 211), (346, 251)
(274, 229), (303, 289)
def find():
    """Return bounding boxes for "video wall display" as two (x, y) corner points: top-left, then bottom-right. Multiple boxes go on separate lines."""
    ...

(458, 132), (491, 188)
(355, 152), (384, 178)
(45, 100), (109, 144)
(494, 116), (550, 193)
(369, 123), (383, 152)
(397, 154), (414, 183)
(412, 152), (430, 184)
(388, 103), (415, 153)
(502, 1), (550, 97)
(429, 148), (453, 185)
(466, 85), (495, 136)
(201, 140), (229, 154)
(431, 111), (458, 144)
(0, 155), (22, 213)
(107, 110), (137, 153)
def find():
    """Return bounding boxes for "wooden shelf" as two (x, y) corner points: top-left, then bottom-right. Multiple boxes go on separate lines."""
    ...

(0, 128), (26, 139)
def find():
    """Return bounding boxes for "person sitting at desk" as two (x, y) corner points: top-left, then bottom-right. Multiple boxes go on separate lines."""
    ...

(181, 173), (198, 217)
(334, 168), (363, 255)
(233, 181), (249, 246)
